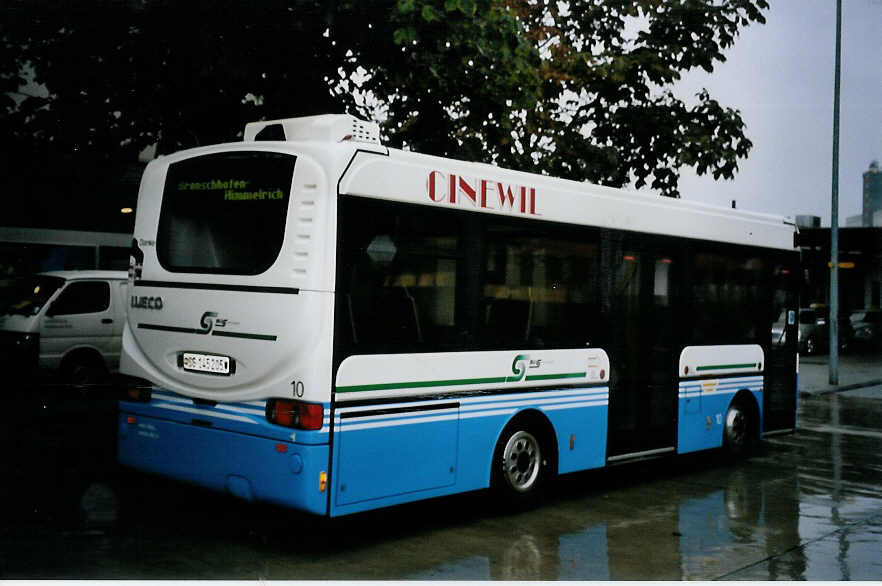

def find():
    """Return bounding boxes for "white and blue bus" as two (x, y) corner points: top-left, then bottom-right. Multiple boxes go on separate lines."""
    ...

(119, 114), (800, 517)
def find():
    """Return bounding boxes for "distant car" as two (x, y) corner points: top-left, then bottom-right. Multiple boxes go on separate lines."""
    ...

(0, 270), (128, 383)
(799, 308), (831, 355)
(771, 308), (828, 355)
(847, 309), (882, 350)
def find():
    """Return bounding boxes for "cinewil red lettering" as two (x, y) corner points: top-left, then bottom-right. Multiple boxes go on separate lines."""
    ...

(427, 170), (539, 216)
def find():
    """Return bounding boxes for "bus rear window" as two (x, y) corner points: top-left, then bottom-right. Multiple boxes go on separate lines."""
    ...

(157, 151), (296, 275)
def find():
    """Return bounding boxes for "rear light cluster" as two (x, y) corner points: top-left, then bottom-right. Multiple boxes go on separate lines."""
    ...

(266, 399), (323, 431)
(124, 385), (153, 402)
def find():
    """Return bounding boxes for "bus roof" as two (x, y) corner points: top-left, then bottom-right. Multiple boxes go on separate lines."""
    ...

(338, 146), (797, 251)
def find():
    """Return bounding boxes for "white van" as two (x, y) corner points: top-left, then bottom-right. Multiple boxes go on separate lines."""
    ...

(0, 270), (128, 383)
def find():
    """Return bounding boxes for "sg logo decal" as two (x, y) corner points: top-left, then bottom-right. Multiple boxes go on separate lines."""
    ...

(506, 354), (530, 383)
(505, 354), (546, 383)
(199, 311), (229, 334)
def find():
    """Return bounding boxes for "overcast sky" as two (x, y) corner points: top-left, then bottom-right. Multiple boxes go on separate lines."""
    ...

(673, 0), (882, 226)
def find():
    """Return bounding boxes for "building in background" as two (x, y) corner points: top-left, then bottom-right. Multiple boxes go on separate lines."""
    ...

(795, 215), (821, 229)
(794, 158), (882, 324)
(798, 227), (882, 319)
(863, 161), (882, 227)
(0, 228), (130, 286)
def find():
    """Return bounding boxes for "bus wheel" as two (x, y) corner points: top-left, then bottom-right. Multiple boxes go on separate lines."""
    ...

(492, 423), (549, 507)
(723, 401), (753, 458)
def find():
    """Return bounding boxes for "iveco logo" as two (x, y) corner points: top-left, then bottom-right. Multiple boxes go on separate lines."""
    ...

(131, 296), (163, 310)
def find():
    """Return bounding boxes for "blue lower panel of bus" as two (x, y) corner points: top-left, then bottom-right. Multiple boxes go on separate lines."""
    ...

(330, 387), (608, 517)
(677, 376), (763, 454)
(118, 413), (329, 515)
(333, 404), (460, 507)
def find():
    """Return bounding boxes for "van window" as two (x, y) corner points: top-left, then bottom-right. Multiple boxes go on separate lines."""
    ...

(1, 275), (65, 316)
(50, 281), (110, 315)
(157, 151), (297, 275)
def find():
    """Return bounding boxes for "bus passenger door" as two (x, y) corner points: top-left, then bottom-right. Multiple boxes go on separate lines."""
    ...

(605, 240), (680, 461)
(764, 263), (799, 432)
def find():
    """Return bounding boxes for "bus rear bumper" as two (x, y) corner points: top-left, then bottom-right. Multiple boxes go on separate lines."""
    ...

(117, 412), (329, 516)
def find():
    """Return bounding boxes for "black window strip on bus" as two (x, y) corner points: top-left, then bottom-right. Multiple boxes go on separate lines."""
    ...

(680, 370), (766, 382)
(339, 402), (460, 419)
(134, 280), (299, 294)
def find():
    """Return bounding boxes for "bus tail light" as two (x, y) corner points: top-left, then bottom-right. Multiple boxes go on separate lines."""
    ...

(125, 385), (152, 402)
(266, 399), (323, 431)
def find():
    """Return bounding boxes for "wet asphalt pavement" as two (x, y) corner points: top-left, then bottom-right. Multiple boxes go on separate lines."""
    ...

(1, 355), (881, 580)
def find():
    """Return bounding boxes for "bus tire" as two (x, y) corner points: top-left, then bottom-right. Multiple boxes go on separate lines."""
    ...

(723, 398), (756, 458)
(491, 418), (553, 508)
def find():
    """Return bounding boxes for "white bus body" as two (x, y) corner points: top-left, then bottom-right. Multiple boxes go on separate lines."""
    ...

(119, 115), (800, 517)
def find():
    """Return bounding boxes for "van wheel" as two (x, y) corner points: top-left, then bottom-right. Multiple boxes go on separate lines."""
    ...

(63, 356), (107, 385)
(723, 400), (755, 458)
(491, 422), (550, 508)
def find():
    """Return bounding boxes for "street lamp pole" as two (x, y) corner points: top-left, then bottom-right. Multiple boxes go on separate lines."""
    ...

(829, 0), (842, 386)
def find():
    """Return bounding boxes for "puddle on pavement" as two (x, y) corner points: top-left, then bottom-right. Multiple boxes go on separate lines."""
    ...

(1, 389), (880, 580)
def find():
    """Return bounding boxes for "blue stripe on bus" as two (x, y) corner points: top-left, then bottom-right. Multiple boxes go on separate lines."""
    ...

(333, 387), (609, 433)
(121, 391), (332, 442)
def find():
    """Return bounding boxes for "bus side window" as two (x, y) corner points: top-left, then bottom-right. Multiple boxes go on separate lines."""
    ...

(692, 251), (765, 345)
(481, 221), (600, 350)
(339, 199), (461, 353)
(484, 296), (532, 346)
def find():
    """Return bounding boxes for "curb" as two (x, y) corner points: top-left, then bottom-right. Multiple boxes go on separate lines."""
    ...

(798, 378), (882, 398)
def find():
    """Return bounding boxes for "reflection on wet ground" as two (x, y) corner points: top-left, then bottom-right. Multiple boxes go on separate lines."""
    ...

(0, 386), (880, 580)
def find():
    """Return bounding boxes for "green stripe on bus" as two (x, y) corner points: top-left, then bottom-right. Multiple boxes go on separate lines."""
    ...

(337, 376), (508, 393)
(138, 323), (277, 341)
(336, 371), (587, 393)
(139, 323), (204, 335)
(525, 372), (586, 381)
(211, 330), (277, 341)
(695, 362), (757, 372)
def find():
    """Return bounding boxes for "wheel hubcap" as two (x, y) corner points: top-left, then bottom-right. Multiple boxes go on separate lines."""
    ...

(502, 431), (541, 492)
(725, 407), (746, 447)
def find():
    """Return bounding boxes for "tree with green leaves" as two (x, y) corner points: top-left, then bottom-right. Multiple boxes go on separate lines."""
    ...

(342, 0), (769, 197)
(2, 0), (769, 230)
